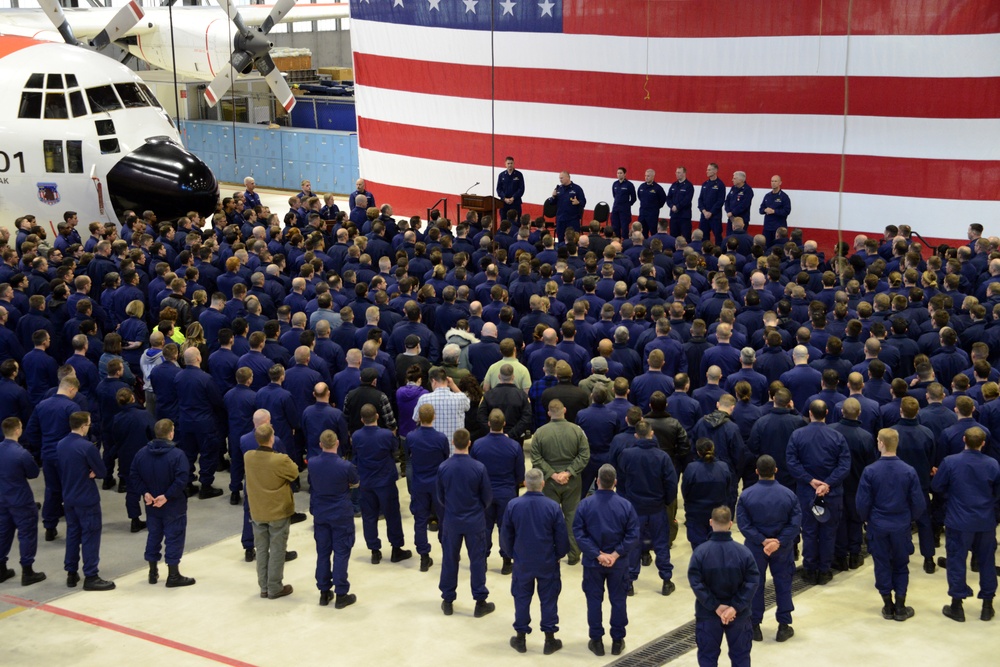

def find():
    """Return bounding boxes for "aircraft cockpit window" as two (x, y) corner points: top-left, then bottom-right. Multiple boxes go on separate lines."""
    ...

(67, 141), (84, 174)
(115, 83), (148, 109)
(99, 138), (120, 155)
(66, 74), (78, 88)
(137, 83), (162, 110)
(18, 92), (42, 119)
(25, 73), (44, 88)
(69, 91), (87, 118)
(44, 93), (68, 120)
(43, 140), (64, 173)
(95, 119), (115, 136)
(46, 74), (64, 90)
(86, 85), (122, 113)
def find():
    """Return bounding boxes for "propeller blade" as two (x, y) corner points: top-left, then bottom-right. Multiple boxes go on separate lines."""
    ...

(36, 0), (82, 46)
(203, 65), (236, 108)
(259, 0), (297, 36)
(258, 55), (296, 113)
(213, 0), (249, 35)
(89, 0), (145, 49)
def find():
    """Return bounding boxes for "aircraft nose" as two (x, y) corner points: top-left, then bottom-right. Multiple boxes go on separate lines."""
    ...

(106, 137), (218, 221)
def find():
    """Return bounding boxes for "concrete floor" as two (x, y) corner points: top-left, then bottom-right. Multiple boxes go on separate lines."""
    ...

(2, 459), (998, 667)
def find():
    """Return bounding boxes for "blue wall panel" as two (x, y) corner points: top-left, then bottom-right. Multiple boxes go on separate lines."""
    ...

(179, 120), (359, 193)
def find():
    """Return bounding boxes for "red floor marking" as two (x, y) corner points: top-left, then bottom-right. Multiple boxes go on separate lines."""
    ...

(0, 594), (257, 667)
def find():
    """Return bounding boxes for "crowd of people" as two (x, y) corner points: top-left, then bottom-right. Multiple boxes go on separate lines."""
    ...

(0, 169), (999, 664)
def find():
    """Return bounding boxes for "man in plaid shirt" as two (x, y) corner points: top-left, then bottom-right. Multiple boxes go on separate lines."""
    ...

(529, 357), (559, 431)
(413, 368), (470, 454)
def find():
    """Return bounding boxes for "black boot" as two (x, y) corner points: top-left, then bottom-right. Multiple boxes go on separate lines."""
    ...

(20, 564), (46, 586)
(474, 599), (496, 617)
(0, 562), (14, 583)
(45, 527), (57, 542)
(390, 546), (412, 563)
(881, 593), (894, 620)
(117, 480), (127, 494)
(83, 575), (116, 591)
(420, 553), (433, 572)
(849, 553), (864, 569)
(319, 591), (333, 606)
(510, 632), (527, 653)
(102, 478), (115, 490)
(752, 623), (763, 641)
(501, 556), (513, 575)
(165, 564), (195, 588)
(131, 517), (147, 533)
(148, 561), (159, 585)
(335, 593), (357, 609)
(894, 594), (915, 621)
(198, 485), (223, 499)
(942, 597), (965, 622)
(775, 624), (794, 642)
(923, 556), (936, 574)
(230, 491), (241, 506)
(983, 599), (995, 622)
(67, 571), (80, 587)
(611, 639), (625, 656)
(371, 549), (382, 564)
(832, 556), (849, 572)
(587, 639), (605, 657)
(543, 632), (563, 655)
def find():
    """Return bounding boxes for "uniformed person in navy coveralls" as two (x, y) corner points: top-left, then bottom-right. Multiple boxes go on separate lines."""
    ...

(758, 175), (791, 247)
(785, 400), (851, 585)
(130, 419), (196, 588)
(610, 167), (637, 239)
(470, 409), (525, 576)
(736, 455), (801, 643)
(308, 429), (359, 608)
(0, 417), (46, 586)
(496, 156), (525, 221)
(636, 169), (667, 238)
(404, 404), (451, 573)
(666, 166), (694, 241)
(855, 428), (925, 621)
(688, 506), (760, 667)
(501, 468), (569, 655)
(573, 464), (640, 657)
(111, 387), (156, 534)
(58, 411), (115, 591)
(616, 420), (679, 597)
(932, 427), (1000, 622)
(437, 428), (496, 618)
(697, 163), (726, 245)
(551, 172), (586, 243)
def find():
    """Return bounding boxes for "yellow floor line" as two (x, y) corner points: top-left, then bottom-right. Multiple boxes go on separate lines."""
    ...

(0, 606), (26, 620)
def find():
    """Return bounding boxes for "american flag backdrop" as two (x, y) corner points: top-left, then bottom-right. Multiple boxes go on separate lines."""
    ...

(350, 0), (1000, 244)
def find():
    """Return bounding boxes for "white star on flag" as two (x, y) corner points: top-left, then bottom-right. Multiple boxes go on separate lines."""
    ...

(393, 0), (404, 7)
(462, 0), (478, 13)
(428, 0), (442, 9)
(538, 0), (554, 17)
(500, 0), (517, 16)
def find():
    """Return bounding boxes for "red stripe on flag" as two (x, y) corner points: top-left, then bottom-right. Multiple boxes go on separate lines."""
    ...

(360, 181), (967, 256)
(561, 0), (1000, 37)
(357, 118), (1000, 201)
(354, 54), (1000, 120)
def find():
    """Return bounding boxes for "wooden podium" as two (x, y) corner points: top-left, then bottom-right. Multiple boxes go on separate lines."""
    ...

(460, 194), (502, 231)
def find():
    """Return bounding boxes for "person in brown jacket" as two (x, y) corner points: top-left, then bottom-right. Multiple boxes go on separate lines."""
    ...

(245, 424), (299, 599)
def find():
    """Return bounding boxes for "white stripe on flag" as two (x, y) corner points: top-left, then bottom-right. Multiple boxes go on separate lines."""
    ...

(355, 87), (999, 161)
(351, 20), (1000, 79)
(358, 148), (1000, 237)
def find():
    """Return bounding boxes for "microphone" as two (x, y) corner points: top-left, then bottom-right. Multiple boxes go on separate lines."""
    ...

(464, 182), (480, 195)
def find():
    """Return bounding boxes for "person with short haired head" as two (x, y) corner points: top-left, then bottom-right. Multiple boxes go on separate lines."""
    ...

(22, 330), (58, 404)
(617, 420), (679, 597)
(130, 419), (195, 588)
(244, 423), (298, 599)
(413, 367), (471, 452)
(352, 404), (412, 565)
(223, 366), (257, 506)
(690, 393), (748, 512)
(531, 400), (590, 565)
(785, 400), (852, 585)
(111, 387), (157, 533)
(470, 410), (525, 575)
(856, 428), (925, 621)
(889, 396), (939, 573)
(501, 467), (569, 654)
(829, 397), (879, 570)
(24, 376), (81, 542)
(58, 411), (115, 590)
(0, 416), (46, 586)
(572, 463), (640, 657)
(307, 429), (360, 608)
(175, 347), (225, 499)
(736, 454), (802, 642)
(687, 506), (761, 667)
(477, 364), (532, 443)
(932, 427), (1000, 622)
(437, 428), (495, 617)
(404, 404), (451, 572)
(95, 357), (130, 490)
